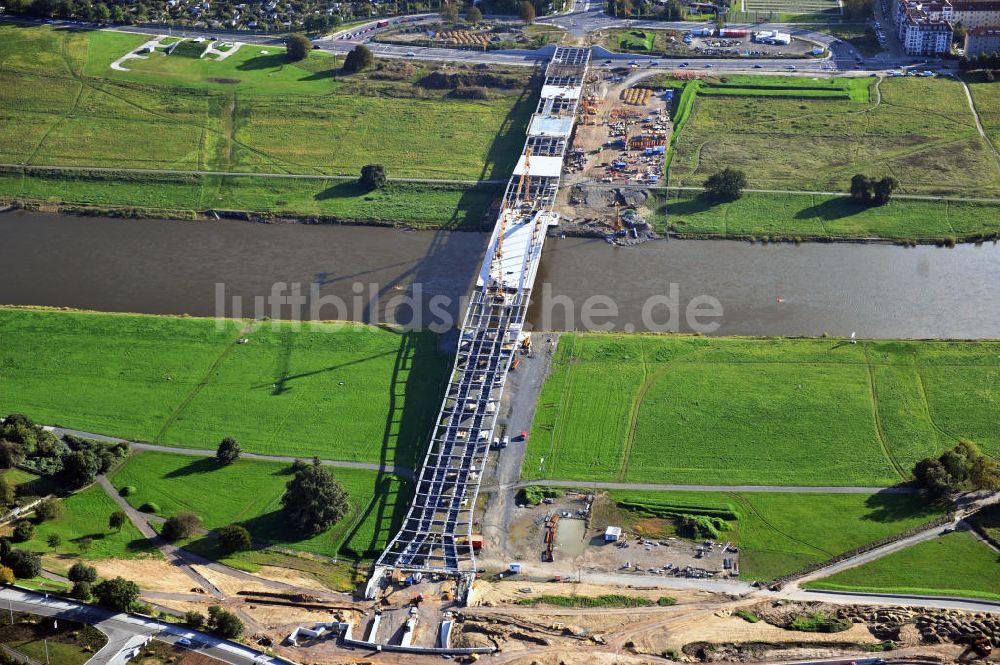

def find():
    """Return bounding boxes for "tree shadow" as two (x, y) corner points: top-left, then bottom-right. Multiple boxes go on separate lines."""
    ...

(299, 68), (342, 82)
(163, 457), (222, 478)
(668, 195), (718, 216)
(315, 180), (366, 201)
(794, 197), (868, 221)
(861, 491), (937, 523)
(236, 53), (291, 72)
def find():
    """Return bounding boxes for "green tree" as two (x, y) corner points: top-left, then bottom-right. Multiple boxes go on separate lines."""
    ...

(70, 581), (92, 601)
(217, 524), (252, 552)
(68, 562), (98, 583)
(109, 510), (127, 532)
(11, 521), (33, 543)
(359, 164), (388, 190)
(60, 450), (101, 489)
(343, 44), (374, 72)
(77, 537), (93, 555)
(216, 437), (242, 465)
(281, 460), (350, 534)
(93, 576), (141, 612)
(184, 610), (206, 628)
(286, 33), (311, 61)
(849, 174), (873, 203)
(0, 441), (25, 469)
(519, 0), (536, 23)
(208, 605), (244, 638)
(34, 497), (63, 522)
(161, 512), (202, 541)
(441, 2), (459, 21)
(913, 440), (999, 501)
(871, 176), (898, 205)
(5, 550), (41, 579)
(467, 5), (483, 23)
(703, 167), (747, 202)
(0, 478), (16, 508)
(46, 534), (61, 549)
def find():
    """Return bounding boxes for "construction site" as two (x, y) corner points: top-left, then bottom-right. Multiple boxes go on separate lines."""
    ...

(556, 67), (671, 242)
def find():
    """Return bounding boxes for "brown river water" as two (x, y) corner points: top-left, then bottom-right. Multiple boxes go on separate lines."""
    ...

(2, 210), (998, 338)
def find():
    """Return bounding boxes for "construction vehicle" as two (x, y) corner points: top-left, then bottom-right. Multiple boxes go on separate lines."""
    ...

(520, 334), (531, 353)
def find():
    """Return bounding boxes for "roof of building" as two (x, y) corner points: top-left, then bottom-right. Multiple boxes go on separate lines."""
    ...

(512, 155), (563, 178)
(951, 1), (1000, 10)
(968, 25), (1000, 34)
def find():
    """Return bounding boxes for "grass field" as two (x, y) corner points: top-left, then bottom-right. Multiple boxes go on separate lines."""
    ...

(18, 485), (159, 561)
(804, 530), (1000, 600)
(667, 75), (1000, 196)
(523, 334), (1000, 487)
(603, 489), (944, 580)
(0, 307), (448, 466)
(656, 190), (1000, 241)
(0, 612), (107, 665)
(110, 451), (409, 560)
(0, 24), (533, 184)
(967, 77), (1000, 153)
(0, 168), (498, 230)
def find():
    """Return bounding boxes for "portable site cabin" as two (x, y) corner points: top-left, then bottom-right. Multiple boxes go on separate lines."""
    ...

(605, 526), (622, 542)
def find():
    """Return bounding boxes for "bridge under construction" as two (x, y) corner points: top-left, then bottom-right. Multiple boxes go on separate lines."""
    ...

(365, 47), (591, 607)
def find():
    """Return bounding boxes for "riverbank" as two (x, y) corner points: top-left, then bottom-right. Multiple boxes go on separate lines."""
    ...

(654, 189), (1000, 244)
(0, 168), (499, 231)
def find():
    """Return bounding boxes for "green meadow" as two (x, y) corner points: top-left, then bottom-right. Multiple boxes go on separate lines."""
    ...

(523, 334), (1000, 487)
(110, 451), (408, 561)
(657, 190), (1000, 241)
(805, 530), (1000, 600)
(0, 307), (448, 466)
(606, 489), (944, 580)
(0, 23), (532, 219)
(667, 75), (1000, 197)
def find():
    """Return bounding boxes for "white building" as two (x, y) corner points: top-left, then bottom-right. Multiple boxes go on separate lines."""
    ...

(896, 3), (954, 54)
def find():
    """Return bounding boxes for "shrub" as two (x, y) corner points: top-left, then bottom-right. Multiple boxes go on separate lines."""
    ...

(184, 610), (206, 628)
(217, 524), (252, 552)
(657, 596), (677, 606)
(517, 486), (563, 506)
(5, 549), (41, 579)
(343, 44), (374, 72)
(161, 512), (202, 541)
(139, 502), (160, 514)
(71, 581), (92, 601)
(93, 576), (140, 612)
(34, 497), (63, 522)
(736, 609), (759, 622)
(452, 86), (489, 100)
(11, 521), (33, 543)
(120, 486), (137, 497)
(68, 562), (98, 583)
(788, 612), (851, 633)
(0, 566), (14, 585)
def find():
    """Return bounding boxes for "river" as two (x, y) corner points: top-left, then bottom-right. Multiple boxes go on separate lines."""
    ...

(2, 210), (998, 338)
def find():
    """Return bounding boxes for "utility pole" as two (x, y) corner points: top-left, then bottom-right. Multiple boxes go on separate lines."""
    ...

(44, 639), (50, 665)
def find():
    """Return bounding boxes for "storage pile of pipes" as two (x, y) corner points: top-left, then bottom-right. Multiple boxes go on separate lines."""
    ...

(621, 87), (653, 106)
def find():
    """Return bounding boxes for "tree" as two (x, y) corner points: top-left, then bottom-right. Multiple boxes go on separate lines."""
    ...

(93, 576), (141, 612)
(871, 176), (898, 205)
(34, 497), (63, 522)
(913, 440), (999, 501)
(217, 524), (252, 552)
(0, 479), (16, 508)
(60, 450), (100, 489)
(359, 164), (388, 190)
(161, 512), (202, 541)
(0, 566), (14, 585)
(281, 460), (350, 534)
(0, 441), (25, 469)
(441, 2), (459, 22)
(184, 610), (206, 628)
(208, 605), (244, 639)
(519, 0), (536, 23)
(11, 521), (33, 543)
(286, 33), (311, 62)
(343, 44), (374, 72)
(77, 537), (93, 555)
(216, 437), (241, 465)
(71, 581), (92, 601)
(69, 562), (98, 583)
(5, 550), (41, 579)
(467, 5), (483, 23)
(849, 174), (873, 203)
(703, 167), (747, 202)
(108, 510), (127, 532)
(46, 534), (61, 549)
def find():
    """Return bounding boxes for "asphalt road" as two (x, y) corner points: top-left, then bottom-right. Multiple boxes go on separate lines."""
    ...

(0, 588), (288, 665)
